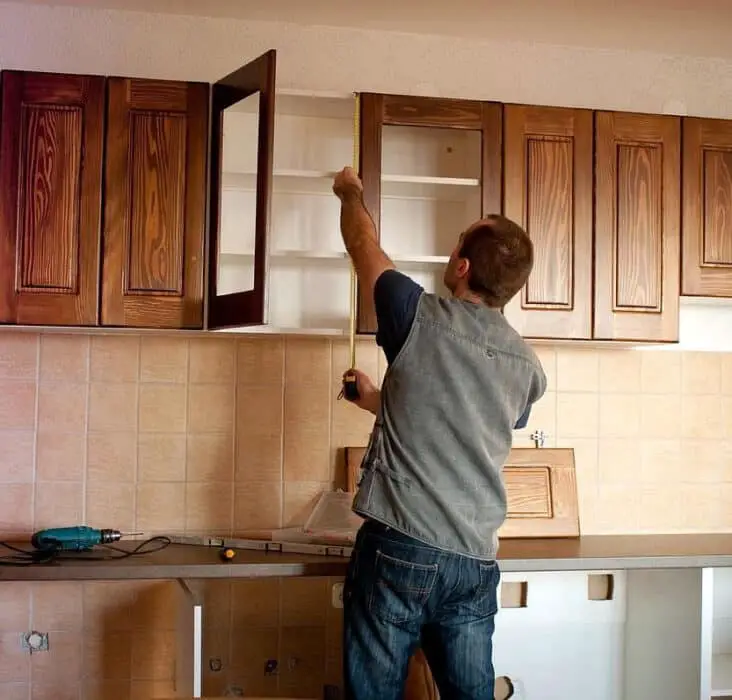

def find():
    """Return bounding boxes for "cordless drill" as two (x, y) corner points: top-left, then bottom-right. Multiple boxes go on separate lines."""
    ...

(31, 526), (132, 552)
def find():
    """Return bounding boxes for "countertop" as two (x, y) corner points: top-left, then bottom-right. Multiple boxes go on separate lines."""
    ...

(4, 534), (732, 581)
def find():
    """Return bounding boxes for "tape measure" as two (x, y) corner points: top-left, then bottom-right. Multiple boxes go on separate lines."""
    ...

(339, 93), (361, 403)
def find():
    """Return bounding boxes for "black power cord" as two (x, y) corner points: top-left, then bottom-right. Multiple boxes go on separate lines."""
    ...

(0, 536), (171, 566)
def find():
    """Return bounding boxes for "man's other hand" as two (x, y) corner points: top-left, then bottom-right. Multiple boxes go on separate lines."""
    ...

(344, 368), (380, 415)
(333, 166), (363, 202)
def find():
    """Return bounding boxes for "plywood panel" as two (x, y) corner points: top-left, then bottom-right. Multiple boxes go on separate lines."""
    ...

(344, 447), (579, 538)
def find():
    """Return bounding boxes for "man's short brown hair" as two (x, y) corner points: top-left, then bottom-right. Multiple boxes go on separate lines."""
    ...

(458, 215), (533, 308)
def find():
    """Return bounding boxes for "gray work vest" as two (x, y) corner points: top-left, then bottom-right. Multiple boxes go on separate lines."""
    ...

(352, 292), (547, 560)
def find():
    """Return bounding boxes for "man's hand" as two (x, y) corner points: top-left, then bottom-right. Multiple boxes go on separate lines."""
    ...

(344, 369), (380, 415)
(333, 166), (363, 202)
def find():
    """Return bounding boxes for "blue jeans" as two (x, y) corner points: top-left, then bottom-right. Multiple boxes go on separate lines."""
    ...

(343, 519), (500, 700)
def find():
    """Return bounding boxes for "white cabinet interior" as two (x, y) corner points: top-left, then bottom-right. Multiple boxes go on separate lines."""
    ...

(215, 91), (481, 334)
(495, 569), (703, 700)
(705, 567), (732, 698)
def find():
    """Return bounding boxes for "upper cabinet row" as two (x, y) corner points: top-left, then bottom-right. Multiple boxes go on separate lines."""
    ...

(0, 51), (275, 331)
(1, 49), (731, 342)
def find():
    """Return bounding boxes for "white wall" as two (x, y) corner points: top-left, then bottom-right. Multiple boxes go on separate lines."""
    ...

(2, 1), (732, 119)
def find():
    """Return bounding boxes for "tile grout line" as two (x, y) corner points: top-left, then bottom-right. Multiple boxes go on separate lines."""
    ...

(280, 337), (287, 529)
(81, 335), (91, 527)
(183, 337), (191, 537)
(133, 336), (142, 536)
(29, 333), (41, 696)
(327, 339), (334, 488)
(230, 338), (238, 536)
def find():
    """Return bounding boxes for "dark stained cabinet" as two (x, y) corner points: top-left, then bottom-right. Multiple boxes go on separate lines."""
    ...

(682, 117), (732, 297)
(0, 71), (105, 326)
(206, 50), (276, 330)
(594, 112), (681, 342)
(503, 105), (594, 340)
(101, 78), (209, 329)
(357, 93), (502, 334)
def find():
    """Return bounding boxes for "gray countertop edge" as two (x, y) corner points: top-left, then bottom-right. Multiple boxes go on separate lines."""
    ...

(4, 535), (732, 581)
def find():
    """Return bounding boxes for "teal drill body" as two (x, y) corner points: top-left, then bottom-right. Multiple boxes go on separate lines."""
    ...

(31, 526), (123, 552)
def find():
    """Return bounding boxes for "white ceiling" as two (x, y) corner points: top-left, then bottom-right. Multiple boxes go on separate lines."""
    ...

(19, 0), (732, 59)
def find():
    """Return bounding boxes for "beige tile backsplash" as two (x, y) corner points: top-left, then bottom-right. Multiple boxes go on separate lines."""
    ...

(1, 330), (732, 699)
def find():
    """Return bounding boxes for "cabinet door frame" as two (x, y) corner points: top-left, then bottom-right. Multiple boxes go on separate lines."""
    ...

(682, 117), (732, 297)
(502, 104), (594, 340)
(206, 49), (276, 329)
(0, 70), (105, 326)
(356, 93), (502, 334)
(594, 111), (681, 342)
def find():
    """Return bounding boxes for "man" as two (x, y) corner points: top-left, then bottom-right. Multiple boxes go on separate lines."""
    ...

(332, 166), (546, 700)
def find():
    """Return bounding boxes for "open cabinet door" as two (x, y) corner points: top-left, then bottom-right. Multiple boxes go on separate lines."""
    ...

(207, 49), (276, 329)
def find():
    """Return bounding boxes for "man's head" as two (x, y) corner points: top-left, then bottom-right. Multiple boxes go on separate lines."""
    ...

(443, 215), (533, 308)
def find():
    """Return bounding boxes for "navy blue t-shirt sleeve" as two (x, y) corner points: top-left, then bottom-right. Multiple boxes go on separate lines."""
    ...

(514, 404), (532, 430)
(373, 270), (424, 364)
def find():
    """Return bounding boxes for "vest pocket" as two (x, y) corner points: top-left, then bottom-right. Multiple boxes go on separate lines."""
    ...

(367, 550), (438, 625)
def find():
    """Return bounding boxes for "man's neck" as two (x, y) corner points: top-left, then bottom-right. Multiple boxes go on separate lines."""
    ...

(451, 288), (484, 305)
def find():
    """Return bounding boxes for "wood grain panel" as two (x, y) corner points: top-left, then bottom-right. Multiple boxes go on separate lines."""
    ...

(615, 144), (662, 309)
(382, 94), (483, 129)
(19, 105), (82, 292)
(504, 467), (552, 517)
(102, 77), (208, 329)
(345, 446), (579, 538)
(127, 111), (186, 293)
(503, 105), (593, 339)
(0, 71), (104, 325)
(682, 117), (732, 297)
(594, 112), (680, 342)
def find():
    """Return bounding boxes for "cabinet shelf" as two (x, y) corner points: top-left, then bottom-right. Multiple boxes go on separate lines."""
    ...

(219, 251), (449, 265)
(221, 170), (479, 201)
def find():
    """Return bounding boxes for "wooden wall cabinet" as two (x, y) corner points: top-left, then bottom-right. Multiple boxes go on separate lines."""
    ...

(356, 93), (502, 334)
(682, 117), (732, 298)
(504, 107), (681, 343)
(0, 51), (277, 331)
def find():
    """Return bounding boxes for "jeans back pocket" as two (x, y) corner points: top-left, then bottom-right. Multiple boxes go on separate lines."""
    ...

(368, 550), (439, 626)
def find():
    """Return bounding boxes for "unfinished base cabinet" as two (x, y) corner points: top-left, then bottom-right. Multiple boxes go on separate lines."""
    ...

(495, 568), (704, 700)
(702, 568), (732, 699)
(682, 118), (732, 298)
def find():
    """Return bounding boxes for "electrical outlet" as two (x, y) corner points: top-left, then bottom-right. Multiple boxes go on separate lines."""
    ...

(331, 582), (344, 608)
